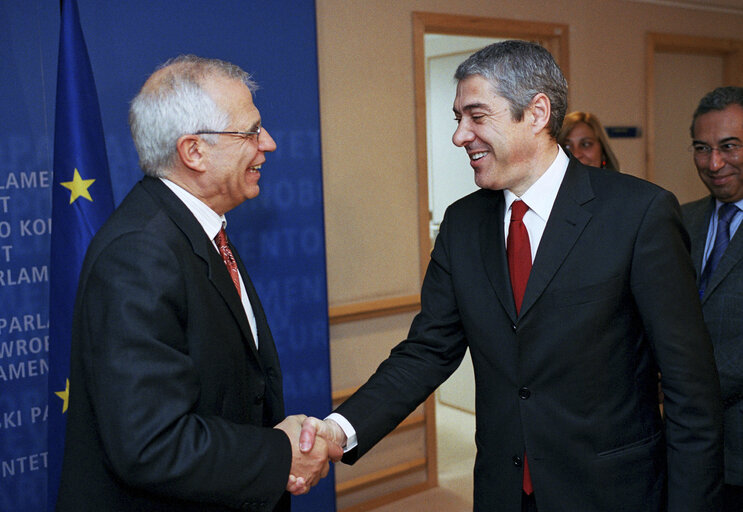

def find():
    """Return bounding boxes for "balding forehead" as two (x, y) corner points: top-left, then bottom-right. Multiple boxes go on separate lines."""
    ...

(141, 61), (215, 94)
(140, 66), (169, 93)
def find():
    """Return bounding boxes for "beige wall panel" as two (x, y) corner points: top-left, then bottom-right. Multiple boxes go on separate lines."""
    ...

(335, 427), (427, 482)
(316, 1), (421, 306)
(330, 312), (417, 391)
(337, 469), (428, 511)
(653, 52), (723, 204)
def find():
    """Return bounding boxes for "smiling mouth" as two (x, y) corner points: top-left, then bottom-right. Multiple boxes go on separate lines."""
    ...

(248, 164), (262, 173)
(470, 151), (488, 161)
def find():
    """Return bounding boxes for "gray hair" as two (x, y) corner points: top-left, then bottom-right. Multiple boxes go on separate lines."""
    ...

(690, 86), (743, 138)
(129, 55), (258, 177)
(454, 40), (568, 139)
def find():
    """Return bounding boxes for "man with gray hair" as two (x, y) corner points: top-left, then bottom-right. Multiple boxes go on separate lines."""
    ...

(682, 85), (743, 512)
(302, 40), (723, 511)
(56, 55), (340, 511)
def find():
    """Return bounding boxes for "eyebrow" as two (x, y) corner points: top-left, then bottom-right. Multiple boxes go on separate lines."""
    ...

(453, 102), (492, 116)
(692, 136), (742, 145)
(247, 119), (261, 132)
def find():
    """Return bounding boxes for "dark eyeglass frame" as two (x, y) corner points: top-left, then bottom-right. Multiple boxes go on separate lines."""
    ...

(195, 126), (261, 139)
(689, 142), (743, 158)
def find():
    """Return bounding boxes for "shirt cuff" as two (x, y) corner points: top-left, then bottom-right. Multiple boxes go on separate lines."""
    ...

(325, 412), (358, 452)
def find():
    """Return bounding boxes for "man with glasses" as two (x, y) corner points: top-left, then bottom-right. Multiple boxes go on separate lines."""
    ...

(682, 86), (743, 512)
(56, 55), (340, 512)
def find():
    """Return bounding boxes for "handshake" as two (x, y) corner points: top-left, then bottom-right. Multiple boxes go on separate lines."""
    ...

(274, 415), (347, 495)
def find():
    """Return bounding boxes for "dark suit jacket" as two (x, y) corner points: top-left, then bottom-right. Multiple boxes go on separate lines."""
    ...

(682, 195), (743, 486)
(56, 177), (291, 512)
(335, 160), (723, 511)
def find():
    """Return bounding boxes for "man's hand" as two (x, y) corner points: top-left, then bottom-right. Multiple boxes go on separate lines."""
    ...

(299, 417), (347, 459)
(274, 415), (343, 495)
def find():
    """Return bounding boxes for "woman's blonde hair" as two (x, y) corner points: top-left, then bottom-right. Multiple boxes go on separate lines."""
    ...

(557, 111), (620, 171)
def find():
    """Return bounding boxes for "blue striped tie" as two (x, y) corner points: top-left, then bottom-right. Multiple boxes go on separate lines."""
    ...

(699, 202), (739, 297)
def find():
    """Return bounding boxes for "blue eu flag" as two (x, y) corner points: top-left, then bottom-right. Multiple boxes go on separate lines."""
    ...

(47, 0), (114, 508)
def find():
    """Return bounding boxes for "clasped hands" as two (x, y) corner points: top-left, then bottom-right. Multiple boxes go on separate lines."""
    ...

(274, 415), (347, 495)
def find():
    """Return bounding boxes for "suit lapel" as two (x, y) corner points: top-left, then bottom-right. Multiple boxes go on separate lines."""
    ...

(141, 177), (264, 367)
(703, 212), (743, 302)
(231, 248), (275, 359)
(232, 248), (285, 423)
(687, 197), (714, 277)
(479, 191), (519, 322)
(207, 247), (263, 362)
(519, 161), (594, 318)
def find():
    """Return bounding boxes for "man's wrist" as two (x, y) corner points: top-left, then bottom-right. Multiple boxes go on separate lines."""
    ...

(325, 413), (357, 451)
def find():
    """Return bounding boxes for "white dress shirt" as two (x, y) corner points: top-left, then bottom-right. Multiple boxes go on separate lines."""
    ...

(161, 178), (259, 348)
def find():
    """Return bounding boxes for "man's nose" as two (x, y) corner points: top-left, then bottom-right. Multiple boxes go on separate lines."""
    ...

(452, 122), (473, 147)
(708, 148), (726, 171)
(259, 127), (277, 153)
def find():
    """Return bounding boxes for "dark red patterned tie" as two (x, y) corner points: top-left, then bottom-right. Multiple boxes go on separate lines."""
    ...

(507, 200), (533, 494)
(215, 227), (241, 297)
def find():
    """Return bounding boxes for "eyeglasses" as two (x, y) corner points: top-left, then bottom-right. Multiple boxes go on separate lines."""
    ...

(690, 142), (743, 159)
(196, 126), (261, 141)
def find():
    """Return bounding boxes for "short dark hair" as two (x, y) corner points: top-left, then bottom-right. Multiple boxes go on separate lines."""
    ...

(690, 86), (743, 138)
(454, 40), (568, 139)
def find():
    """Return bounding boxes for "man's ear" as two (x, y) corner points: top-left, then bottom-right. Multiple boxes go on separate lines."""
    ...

(176, 134), (208, 173)
(528, 93), (552, 135)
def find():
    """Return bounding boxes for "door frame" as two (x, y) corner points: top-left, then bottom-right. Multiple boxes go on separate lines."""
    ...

(645, 32), (743, 182)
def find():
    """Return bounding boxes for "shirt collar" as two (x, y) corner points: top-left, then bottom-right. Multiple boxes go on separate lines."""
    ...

(714, 197), (743, 214)
(504, 145), (569, 221)
(160, 178), (226, 241)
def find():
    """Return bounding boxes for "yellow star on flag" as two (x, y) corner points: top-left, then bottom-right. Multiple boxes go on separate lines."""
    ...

(55, 378), (70, 413)
(60, 168), (96, 204)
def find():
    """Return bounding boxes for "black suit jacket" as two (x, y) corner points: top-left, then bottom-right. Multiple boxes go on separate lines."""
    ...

(56, 177), (291, 512)
(682, 195), (743, 486)
(336, 160), (723, 511)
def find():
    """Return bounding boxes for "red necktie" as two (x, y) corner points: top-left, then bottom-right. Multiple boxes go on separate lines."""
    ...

(507, 200), (533, 494)
(508, 200), (531, 314)
(215, 227), (241, 297)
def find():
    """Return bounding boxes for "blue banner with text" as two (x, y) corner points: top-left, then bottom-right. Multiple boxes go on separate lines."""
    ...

(0, 1), (334, 511)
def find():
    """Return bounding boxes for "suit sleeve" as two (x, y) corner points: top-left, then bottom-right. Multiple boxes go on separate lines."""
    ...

(76, 230), (291, 510)
(335, 213), (468, 462)
(630, 189), (723, 510)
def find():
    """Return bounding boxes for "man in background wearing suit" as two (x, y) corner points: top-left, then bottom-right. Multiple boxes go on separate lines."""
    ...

(302, 40), (723, 511)
(56, 55), (340, 512)
(682, 86), (743, 512)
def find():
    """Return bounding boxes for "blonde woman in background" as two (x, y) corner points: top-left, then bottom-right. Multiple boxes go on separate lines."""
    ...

(558, 111), (620, 170)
